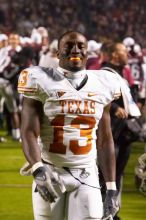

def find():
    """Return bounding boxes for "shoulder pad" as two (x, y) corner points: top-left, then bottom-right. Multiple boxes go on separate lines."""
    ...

(18, 66), (39, 95)
(101, 67), (118, 74)
(40, 66), (64, 81)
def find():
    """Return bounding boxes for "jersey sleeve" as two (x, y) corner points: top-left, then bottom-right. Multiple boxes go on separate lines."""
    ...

(97, 69), (122, 101)
(105, 70), (121, 100)
(113, 76), (121, 100)
(17, 67), (41, 101)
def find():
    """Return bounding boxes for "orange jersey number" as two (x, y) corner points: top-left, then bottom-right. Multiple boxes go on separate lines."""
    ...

(49, 115), (96, 155)
(18, 70), (28, 87)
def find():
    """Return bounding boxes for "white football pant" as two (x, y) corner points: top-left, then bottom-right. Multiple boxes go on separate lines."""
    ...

(32, 163), (103, 220)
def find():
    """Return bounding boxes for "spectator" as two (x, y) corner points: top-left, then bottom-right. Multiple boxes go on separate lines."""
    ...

(100, 41), (141, 220)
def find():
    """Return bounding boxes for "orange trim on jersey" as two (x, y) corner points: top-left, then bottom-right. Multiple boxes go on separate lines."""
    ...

(18, 86), (37, 90)
(18, 86), (37, 89)
(18, 90), (37, 94)
(18, 87), (37, 93)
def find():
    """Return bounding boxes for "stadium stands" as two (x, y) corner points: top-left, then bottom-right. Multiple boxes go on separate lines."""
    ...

(0, 0), (146, 47)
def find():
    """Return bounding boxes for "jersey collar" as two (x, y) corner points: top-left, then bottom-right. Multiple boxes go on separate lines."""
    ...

(57, 66), (86, 79)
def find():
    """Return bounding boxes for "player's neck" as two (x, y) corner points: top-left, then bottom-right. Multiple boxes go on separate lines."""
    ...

(57, 66), (87, 89)
(57, 66), (86, 79)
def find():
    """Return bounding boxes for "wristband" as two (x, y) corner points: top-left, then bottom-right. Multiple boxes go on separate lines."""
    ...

(31, 161), (44, 173)
(106, 182), (116, 190)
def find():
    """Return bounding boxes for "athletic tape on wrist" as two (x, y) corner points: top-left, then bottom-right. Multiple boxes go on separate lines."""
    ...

(106, 182), (116, 190)
(31, 161), (44, 173)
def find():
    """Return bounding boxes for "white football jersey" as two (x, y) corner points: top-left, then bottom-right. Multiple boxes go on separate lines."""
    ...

(18, 66), (121, 168)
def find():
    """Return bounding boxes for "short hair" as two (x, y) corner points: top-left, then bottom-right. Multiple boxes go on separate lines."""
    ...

(58, 30), (87, 49)
(100, 40), (122, 58)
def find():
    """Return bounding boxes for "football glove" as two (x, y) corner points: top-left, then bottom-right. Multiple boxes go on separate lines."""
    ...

(20, 162), (31, 176)
(102, 190), (119, 220)
(102, 214), (113, 220)
(33, 166), (58, 203)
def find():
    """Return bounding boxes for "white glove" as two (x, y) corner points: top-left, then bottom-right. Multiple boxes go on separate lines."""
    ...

(20, 162), (32, 176)
(102, 190), (119, 219)
(33, 165), (58, 202)
(102, 215), (113, 220)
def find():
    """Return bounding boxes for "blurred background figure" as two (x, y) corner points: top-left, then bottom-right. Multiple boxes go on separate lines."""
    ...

(135, 152), (146, 196)
(100, 41), (141, 220)
(37, 26), (49, 51)
(0, 33), (20, 140)
(0, 32), (36, 140)
(123, 37), (145, 105)
(86, 40), (102, 70)
(39, 39), (59, 69)
(123, 36), (146, 134)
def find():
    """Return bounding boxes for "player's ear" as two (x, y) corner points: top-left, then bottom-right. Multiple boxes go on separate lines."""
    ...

(112, 51), (117, 60)
(56, 50), (60, 58)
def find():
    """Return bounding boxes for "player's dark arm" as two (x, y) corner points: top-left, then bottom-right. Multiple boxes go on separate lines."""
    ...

(21, 97), (58, 202)
(21, 97), (43, 166)
(96, 103), (116, 183)
(97, 104), (119, 219)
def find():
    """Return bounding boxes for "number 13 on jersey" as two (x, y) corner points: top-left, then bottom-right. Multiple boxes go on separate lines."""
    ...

(49, 115), (96, 155)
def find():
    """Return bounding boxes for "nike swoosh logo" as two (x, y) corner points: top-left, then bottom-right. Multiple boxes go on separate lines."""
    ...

(57, 92), (66, 97)
(88, 93), (97, 97)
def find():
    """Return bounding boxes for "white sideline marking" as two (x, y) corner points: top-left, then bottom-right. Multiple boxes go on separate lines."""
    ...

(0, 184), (31, 188)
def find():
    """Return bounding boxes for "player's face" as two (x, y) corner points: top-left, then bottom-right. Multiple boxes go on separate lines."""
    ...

(58, 32), (88, 72)
(115, 43), (129, 66)
(0, 40), (3, 49)
(8, 34), (20, 48)
(0, 39), (8, 48)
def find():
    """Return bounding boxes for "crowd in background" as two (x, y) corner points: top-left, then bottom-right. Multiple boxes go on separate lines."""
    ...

(0, 0), (146, 47)
(0, 25), (146, 147)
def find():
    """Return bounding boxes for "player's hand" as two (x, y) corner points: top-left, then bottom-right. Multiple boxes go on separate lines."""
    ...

(102, 190), (119, 219)
(115, 107), (128, 119)
(33, 166), (58, 203)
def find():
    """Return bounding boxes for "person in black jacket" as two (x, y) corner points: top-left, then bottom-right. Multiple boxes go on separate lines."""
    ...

(100, 41), (141, 220)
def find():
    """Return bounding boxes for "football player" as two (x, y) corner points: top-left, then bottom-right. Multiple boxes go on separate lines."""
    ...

(123, 37), (145, 104)
(18, 31), (120, 220)
(0, 33), (20, 140)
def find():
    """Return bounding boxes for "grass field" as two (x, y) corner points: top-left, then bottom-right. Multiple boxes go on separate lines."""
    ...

(0, 131), (146, 220)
